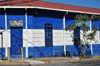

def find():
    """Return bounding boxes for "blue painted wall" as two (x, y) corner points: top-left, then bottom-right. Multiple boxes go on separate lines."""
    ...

(0, 48), (5, 58)
(66, 44), (91, 56)
(10, 47), (26, 58)
(28, 46), (64, 58)
(7, 8), (26, 29)
(93, 44), (100, 56)
(0, 8), (100, 58)
(11, 28), (23, 55)
(92, 21), (100, 30)
(28, 44), (100, 58)
(0, 44), (99, 58)
(0, 9), (5, 29)
(27, 9), (63, 30)
(65, 20), (74, 27)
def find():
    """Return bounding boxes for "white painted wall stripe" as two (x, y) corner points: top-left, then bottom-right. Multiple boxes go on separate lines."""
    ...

(23, 29), (65, 47)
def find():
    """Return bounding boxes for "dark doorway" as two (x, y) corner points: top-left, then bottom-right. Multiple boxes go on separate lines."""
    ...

(45, 24), (53, 47)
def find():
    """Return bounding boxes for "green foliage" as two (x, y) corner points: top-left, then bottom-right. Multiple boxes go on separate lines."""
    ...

(28, 55), (33, 58)
(75, 14), (90, 23)
(65, 24), (76, 31)
(91, 15), (100, 21)
(65, 14), (99, 57)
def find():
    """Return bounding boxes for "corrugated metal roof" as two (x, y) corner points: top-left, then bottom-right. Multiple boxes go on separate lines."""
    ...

(41, 0), (100, 9)
(0, 0), (100, 14)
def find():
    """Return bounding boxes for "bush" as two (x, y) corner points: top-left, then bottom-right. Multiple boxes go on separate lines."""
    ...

(28, 55), (33, 58)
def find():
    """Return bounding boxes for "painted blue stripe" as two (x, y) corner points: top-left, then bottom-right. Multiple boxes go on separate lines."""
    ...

(0, 48), (5, 58)
(0, 44), (99, 58)
(92, 44), (100, 56)
(28, 44), (100, 58)
(10, 47), (26, 58)
(0, 9), (5, 29)
(66, 44), (91, 56)
(28, 46), (64, 58)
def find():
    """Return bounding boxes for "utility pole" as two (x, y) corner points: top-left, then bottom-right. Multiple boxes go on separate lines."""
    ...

(0, 32), (3, 61)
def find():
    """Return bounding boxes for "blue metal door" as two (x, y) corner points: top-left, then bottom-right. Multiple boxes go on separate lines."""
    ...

(11, 27), (23, 55)
(45, 24), (53, 47)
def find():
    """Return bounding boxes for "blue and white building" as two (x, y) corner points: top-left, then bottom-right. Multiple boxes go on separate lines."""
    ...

(0, 0), (100, 58)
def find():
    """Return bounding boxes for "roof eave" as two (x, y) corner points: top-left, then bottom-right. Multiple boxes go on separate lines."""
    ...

(0, 6), (100, 15)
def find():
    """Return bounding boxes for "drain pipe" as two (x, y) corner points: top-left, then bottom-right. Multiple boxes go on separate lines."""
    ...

(63, 12), (68, 57)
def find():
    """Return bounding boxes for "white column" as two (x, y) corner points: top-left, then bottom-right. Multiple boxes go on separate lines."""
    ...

(63, 12), (68, 56)
(25, 8), (28, 29)
(4, 8), (8, 57)
(26, 47), (28, 58)
(63, 15), (66, 56)
(98, 31), (100, 43)
(25, 8), (28, 58)
(4, 8), (7, 30)
(90, 19), (93, 56)
(5, 47), (7, 57)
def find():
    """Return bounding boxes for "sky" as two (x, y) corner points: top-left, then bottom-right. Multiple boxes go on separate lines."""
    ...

(0, 0), (5, 1)
(41, 0), (100, 9)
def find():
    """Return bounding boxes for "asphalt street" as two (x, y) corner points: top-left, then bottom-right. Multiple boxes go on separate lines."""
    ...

(34, 60), (100, 66)
(0, 60), (100, 66)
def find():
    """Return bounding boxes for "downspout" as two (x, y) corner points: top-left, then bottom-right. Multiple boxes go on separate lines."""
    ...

(63, 12), (68, 56)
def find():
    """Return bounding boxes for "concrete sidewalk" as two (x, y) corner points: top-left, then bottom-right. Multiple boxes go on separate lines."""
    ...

(25, 60), (45, 65)
(0, 58), (45, 66)
(0, 56), (100, 66)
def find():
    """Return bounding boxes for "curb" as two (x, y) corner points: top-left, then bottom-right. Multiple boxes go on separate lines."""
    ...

(0, 62), (30, 65)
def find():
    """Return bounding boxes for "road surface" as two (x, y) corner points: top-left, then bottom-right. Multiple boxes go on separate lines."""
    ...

(34, 60), (100, 66)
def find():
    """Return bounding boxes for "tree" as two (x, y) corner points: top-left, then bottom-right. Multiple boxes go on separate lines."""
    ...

(65, 14), (99, 57)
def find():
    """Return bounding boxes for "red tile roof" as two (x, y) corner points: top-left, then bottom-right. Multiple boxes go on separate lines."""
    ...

(0, 0), (100, 14)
